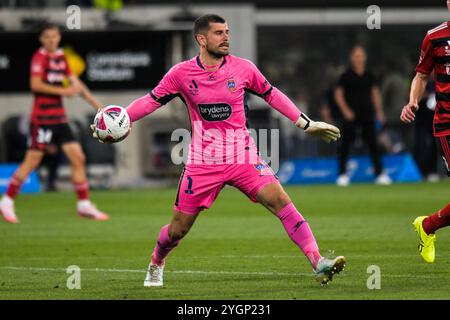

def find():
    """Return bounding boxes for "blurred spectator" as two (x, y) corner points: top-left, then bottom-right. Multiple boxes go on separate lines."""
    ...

(381, 60), (407, 126)
(277, 88), (308, 159)
(334, 45), (392, 186)
(414, 80), (440, 182)
(378, 60), (408, 154)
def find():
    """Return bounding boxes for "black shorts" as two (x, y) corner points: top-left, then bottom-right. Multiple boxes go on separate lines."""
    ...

(29, 123), (76, 151)
(436, 135), (450, 177)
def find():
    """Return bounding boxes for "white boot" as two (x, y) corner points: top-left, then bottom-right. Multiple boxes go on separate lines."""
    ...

(144, 263), (164, 287)
(336, 174), (350, 187)
(0, 196), (19, 224)
(77, 200), (109, 220)
(375, 172), (392, 185)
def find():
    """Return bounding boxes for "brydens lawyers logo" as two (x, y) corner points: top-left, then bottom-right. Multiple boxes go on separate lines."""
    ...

(227, 79), (236, 91)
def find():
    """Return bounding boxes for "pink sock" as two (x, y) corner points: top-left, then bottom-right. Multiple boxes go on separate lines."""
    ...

(277, 203), (321, 269)
(151, 224), (180, 266)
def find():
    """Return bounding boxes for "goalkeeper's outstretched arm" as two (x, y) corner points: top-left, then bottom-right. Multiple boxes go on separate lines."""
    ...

(263, 86), (341, 143)
(246, 59), (340, 143)
(126, 93), (163, 122)
(126, 66), (180, 122)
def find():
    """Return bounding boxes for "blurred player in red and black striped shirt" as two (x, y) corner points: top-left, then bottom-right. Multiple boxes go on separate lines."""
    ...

(0, 23), (109, 223)
(401, 1), (450, 263)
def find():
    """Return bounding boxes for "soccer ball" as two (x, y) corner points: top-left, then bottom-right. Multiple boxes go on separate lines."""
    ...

(93, 105), (131, 143)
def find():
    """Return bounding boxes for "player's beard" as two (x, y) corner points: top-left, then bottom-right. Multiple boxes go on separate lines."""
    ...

(206, 43), (229, 59)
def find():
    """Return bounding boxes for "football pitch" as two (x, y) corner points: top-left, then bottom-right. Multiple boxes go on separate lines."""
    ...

(0, 182), (449, 300)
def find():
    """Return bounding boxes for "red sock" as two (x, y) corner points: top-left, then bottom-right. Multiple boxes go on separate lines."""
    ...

(6, 175), (24, 199)
(73, 181), (89, 200)
(422, 203), (450, 235)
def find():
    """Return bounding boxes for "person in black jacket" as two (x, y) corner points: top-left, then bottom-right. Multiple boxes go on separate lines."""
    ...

(334, 45), (392, 186)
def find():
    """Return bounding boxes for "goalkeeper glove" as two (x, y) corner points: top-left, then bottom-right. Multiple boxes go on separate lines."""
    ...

(295, 114), (341, 143)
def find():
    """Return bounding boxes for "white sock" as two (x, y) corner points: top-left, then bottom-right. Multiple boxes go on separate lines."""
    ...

(77, 199), (91, 209)
(1, 195), (14, 206)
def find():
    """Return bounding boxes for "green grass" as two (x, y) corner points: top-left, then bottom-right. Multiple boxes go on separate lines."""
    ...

(0, 182), (449, 300)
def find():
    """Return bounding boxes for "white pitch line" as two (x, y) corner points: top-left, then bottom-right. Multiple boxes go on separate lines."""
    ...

(19, 254), (417, 260)
(0, 266), (445, 279)
(0, 266), (312, 277)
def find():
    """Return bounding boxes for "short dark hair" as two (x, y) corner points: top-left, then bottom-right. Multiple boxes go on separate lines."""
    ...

(351, 44), (366, 54)
(193, 14), (226, 41)
(39, 22), (60, 36)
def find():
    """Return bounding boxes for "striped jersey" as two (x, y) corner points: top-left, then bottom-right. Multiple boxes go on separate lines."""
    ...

(30, 48), (72, 125)
(416, 21), (450, 136)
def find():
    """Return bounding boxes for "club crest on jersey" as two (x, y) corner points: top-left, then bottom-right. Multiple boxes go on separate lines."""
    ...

(227, 79), (236, 92)
(254, 163), (273, 176)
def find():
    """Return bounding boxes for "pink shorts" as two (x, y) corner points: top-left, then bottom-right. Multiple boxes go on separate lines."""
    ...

(173, 157), (279, 215)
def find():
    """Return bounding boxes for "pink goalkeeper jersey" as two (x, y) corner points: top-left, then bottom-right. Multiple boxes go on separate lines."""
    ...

(127, 54), (302, 164)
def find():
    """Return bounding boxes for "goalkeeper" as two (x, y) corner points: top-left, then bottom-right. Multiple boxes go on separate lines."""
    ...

(96, 14), (345, 287)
